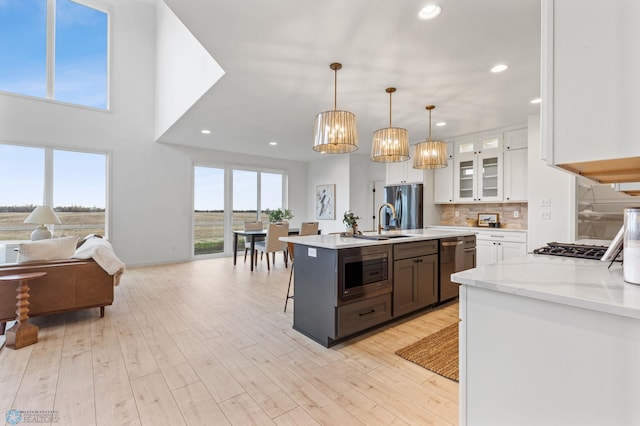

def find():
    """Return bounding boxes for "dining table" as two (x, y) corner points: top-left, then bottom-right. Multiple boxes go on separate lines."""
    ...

(233, 228), (318, 271)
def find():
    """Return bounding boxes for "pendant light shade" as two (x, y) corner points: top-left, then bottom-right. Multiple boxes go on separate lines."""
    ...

(313, 63), (358, 154)
(413, 105), (448, 169)
(371, 88), (409, 162)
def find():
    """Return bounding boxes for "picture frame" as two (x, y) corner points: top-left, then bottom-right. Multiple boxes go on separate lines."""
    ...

(477, 213), (499, 227)
(316, 184), (335, 220)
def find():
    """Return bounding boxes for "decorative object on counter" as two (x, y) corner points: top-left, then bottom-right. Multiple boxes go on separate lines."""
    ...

(395, 322), (459, 382)
(371, 87), (409, 163)
(313, 63), (358, 154)
(412, 105), (448, 169)
(265, 208), (293, 223)
(23, 205), (61, 240)
(488, 222), (501, 228)
(477, 213), (499, 227)
(316, 184), (335, 219)
(623, 207), (640, 284)
(465, 217), (478, 227)
(343, 210), (361, 234)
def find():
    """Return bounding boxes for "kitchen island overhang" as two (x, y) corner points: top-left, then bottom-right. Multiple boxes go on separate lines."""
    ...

(281, 229), (476, 347)
(452, 254), (640, 425)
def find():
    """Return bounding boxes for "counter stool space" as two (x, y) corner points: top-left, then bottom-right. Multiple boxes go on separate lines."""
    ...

(1, 271), (47, 349)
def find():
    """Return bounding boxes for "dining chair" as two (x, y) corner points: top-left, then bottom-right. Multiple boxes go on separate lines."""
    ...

(299, 221), (319, 236)
(243, 221), (264, 263)
(284, 241), (296, 312)
(254, 222), (289, 271)
(284, 221), (319, 312)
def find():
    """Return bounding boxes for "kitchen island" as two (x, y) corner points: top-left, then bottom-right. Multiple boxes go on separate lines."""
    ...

(452, 254), (640, 426)
(281, 228), (475, 347)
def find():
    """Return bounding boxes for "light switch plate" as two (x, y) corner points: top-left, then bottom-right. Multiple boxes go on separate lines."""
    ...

(541, 198), (551, 208)
(540, 210), (551, 220)
(308, 247), (317, 257)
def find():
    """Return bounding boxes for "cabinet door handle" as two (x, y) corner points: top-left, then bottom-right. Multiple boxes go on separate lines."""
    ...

(359, 309), (376, 317)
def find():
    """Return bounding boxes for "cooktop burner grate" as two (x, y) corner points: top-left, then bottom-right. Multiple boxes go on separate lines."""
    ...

(533, 242), (609, 260)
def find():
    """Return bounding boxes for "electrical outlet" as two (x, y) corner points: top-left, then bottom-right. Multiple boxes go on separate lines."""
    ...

(541, 198), (551, 208)
(513, 211), (520, 218)
(540, 210), (551, 220)
(455, 210), (459, 217)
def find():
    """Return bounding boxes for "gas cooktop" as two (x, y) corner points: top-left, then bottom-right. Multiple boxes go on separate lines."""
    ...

(533, 242), (609, 260)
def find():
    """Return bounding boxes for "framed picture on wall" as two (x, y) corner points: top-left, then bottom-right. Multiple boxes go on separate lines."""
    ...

(316, 184), (335, 220)
(477, 213), (499, 227)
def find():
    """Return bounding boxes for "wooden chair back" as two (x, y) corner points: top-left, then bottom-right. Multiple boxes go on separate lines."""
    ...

(264, 222), (289, 252)
(299, 221), (319, 236)
(243, 221), (263, 231)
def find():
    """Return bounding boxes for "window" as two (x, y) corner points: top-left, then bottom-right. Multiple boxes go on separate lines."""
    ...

(193, 165), (286, 257)
(0, 0), (109, 109)
(0, 143), (108, 241)
(193, 166), (224, 255)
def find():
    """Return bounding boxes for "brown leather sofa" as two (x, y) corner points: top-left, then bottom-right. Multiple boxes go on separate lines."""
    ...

(0, 258), (115, 334)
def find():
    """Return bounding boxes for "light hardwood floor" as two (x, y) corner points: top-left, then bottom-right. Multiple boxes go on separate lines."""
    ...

(0, 257), (459, 425)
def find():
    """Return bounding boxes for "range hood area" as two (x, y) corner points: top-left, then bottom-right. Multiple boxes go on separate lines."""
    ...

(558, 156), (640, 196)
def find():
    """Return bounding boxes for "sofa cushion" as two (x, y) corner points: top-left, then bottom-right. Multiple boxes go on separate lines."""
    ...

(17, 236), (79, 263)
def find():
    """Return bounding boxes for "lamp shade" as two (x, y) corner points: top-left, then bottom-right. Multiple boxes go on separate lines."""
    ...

(371, 87), (409, 162)
(371, 127), (410, 162)
(412, 104), (448, 169)
(313, 63), (359, 154)
(23, 205), (61, 225)
(412, 140), (448, 169)
(313, 109), (359, 154)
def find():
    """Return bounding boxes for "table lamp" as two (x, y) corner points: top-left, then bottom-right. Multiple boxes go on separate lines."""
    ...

(23, 206), (61, 240)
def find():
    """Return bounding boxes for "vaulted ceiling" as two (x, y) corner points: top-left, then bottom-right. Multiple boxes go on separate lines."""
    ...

(159, 0), (541, 162)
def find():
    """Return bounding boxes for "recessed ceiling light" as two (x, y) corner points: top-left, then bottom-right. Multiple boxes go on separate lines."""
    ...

(490, 64), (509, 73)
(201, 129), (211, 134)
(530, 98), (542, 104)
(418, 4), (442, 20)
(436, 121), (447, 127)
(269, 141), (278, 146)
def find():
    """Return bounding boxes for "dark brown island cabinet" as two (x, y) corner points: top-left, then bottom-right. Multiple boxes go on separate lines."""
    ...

(292, 236), (476, 347)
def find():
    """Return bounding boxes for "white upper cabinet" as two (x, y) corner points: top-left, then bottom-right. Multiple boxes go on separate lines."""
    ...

(433, 143), (454, 203)
(542, 0), (640, 181)
(434, 127), (528, 204)
(504, 128), (528, 151)
(503, 128), (528, 202)
(386, 145), (425, 185)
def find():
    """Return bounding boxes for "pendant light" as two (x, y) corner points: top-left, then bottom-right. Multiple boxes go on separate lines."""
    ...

(313, 63), (359, 154)
(371, 88), (409, 162)
(413, 105), (448, 169)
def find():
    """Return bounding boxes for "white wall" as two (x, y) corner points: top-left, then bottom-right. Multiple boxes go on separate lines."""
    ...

(307, 156), (351, 234)
(350, 154), (386, 230)
(154, 0), (224, 139)
(527, 113), (575, 251)
(0, 0), (308, 266)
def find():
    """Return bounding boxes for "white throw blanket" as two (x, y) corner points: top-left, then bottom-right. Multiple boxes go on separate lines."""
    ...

(72, 238), (125, 285)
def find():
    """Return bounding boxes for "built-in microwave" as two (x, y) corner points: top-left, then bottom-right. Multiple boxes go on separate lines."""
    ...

(338, 246), (392, 305)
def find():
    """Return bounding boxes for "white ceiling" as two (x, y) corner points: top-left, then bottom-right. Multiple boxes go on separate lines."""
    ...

(159, 0), (541, 163)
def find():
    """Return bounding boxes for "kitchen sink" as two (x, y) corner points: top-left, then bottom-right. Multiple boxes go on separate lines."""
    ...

(350, 233), (411, 241)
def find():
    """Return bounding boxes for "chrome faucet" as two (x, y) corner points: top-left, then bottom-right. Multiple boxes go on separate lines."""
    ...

(378, 203), (397, 234)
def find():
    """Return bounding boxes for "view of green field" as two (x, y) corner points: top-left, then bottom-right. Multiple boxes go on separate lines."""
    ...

(1, 209), (267, 255)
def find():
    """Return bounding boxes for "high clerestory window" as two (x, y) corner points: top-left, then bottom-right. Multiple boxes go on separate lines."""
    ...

(0, 0), (109, 109)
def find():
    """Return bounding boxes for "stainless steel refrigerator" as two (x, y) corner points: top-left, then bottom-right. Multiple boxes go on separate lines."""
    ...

(383, 184), (423, 230)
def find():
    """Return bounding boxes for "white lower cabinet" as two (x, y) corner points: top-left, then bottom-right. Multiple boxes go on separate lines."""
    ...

(476, 230), (527, 267)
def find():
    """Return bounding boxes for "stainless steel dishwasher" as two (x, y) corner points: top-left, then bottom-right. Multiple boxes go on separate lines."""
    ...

(440, 236), (476, 302)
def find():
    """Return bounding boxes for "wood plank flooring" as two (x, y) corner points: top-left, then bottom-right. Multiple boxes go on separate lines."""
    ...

(0, 257), (459, 425)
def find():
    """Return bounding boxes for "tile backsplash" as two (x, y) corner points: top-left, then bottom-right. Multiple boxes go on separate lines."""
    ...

(440, 203), (528, 229)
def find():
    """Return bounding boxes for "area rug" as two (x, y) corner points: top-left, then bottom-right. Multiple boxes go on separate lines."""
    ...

(395, 322), (459, 382)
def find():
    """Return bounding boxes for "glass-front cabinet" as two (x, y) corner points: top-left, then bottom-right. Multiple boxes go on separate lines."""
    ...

(453, 135), (503, 202)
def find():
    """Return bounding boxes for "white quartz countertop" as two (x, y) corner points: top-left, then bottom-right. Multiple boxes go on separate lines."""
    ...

(452, 254), (640, 319)
(427, 225), (528, 234)
(280, 228), (476, 249)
